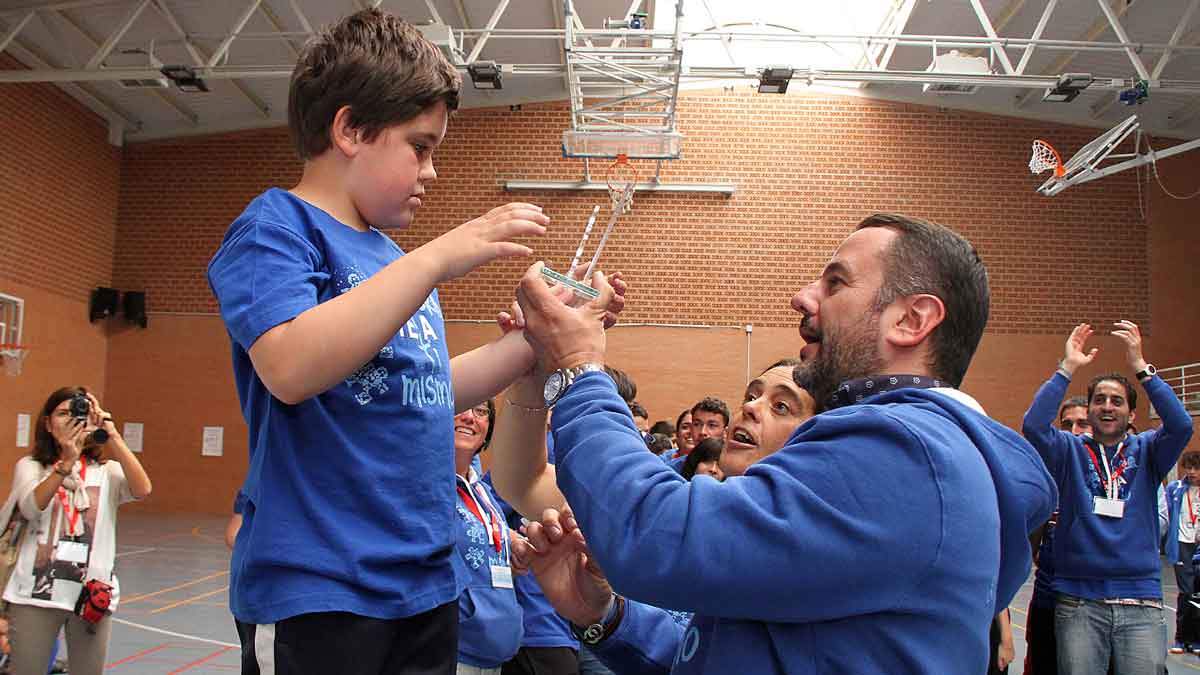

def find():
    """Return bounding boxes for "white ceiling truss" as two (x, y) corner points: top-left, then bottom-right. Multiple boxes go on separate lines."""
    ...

(1, 0), (1199, 150)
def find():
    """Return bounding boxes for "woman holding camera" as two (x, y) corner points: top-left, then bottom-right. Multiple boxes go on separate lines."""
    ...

(3, 387), (151, 675)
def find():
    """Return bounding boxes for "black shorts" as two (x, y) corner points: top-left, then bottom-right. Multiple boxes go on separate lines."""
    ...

(239, 602), (458, 675)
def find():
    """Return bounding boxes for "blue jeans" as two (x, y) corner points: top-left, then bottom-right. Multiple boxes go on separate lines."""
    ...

(1055, 594), (1166, 675)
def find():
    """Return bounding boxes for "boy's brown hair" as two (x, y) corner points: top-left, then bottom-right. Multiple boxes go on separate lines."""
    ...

(288, 8), (462, 160)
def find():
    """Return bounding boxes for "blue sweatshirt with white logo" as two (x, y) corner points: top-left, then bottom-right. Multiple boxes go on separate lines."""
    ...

(1022, 373), (1192, 600)
(552, 372), (1056, 674)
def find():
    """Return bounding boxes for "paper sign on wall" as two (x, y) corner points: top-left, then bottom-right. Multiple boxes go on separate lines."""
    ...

(202, 426), (224, 457)
(123, 422), (144, 453)
(16, 414), (30, 448)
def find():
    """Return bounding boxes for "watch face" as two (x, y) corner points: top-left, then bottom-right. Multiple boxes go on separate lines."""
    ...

(544, 372), (564, 405)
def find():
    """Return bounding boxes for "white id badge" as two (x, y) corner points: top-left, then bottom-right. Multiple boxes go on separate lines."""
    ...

(491, 564), (514, 589)
(1094, 496), (1126, 519)
(55, 540), (89, 564)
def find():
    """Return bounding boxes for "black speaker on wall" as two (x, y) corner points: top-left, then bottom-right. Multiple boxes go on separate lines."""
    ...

(89, 287), (119, 323)
(123, 291), (148, 328)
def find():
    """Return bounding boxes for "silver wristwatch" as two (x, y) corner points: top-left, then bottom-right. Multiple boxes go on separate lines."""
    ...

(543, 363), (605, 407)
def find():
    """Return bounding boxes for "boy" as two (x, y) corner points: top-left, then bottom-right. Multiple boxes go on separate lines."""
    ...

(208, 9), (552, 674)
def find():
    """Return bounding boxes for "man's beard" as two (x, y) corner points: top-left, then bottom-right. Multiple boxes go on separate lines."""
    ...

(797, 316), (885, 411)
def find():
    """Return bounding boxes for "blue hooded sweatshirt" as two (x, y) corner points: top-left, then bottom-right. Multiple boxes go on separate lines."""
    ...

(454, 474), (523, 668)
(551, 372), (1057, 674)
(1022, 372), (1192, 600)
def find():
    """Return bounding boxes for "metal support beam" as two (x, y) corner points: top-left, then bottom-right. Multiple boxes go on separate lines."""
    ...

(151, 0), (269, 119)
(1095, 0), (1150, 81)
(465, 0), (510, 64)
(52, 7), (199, 125)
(969, 0), (1015, 74)
(1015, 0), (1057, 75)
(864, 0), (917, 85)
(0, 14), (140, 132)
(207, 0), (264, 68)
(85, 0), (149, 69)
(258, 1), (302, 57)
(0, 11), (34, 53)
(423, 0), (445, 25)
(1015, 0), (1133, 108)
(609, 0), (643, 50)
(1153, 0), (1200, 80)
(504, 179), (734, 195)
(287, 0), (313, 34)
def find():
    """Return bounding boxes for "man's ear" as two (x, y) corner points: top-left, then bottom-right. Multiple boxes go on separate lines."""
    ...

(329, 105), (361, 157)
(883, 293), (945, 348)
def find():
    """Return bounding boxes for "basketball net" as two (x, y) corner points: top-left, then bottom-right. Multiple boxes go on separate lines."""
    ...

(1030, 140), (1066, 178)
(606, 154), (637, 215)
(0, 344), (29, 376)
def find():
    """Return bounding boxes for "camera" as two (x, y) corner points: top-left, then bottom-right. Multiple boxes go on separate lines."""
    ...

(68, 393), (109, 445)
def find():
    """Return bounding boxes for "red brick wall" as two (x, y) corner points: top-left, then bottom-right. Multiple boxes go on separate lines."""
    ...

(0, 57), (121, 486)
(5, 82), (1194, 512)
(115, 90), (1148, 332)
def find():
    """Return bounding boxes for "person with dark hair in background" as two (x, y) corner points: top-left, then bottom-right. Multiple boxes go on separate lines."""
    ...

(679, 439), (724, 481)
(648, 421), (674, 439)
(1023, 396), (1091, 675)
(1023, 322), (1192, 675)
(1166, 451), (1200, 655)
(668, 398), (729, 472)
(646, 434), (674, 457)
(4, 387), (151, 675)
(672, 410), (694, 459)
(509, 213), (1056, 673)
(629, 404), (650, 436)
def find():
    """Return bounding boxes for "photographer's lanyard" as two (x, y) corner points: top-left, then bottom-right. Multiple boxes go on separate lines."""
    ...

(55, 460), (87, 537)
(457, 481), (503, 558)
(1086, 440), (1127, 499)
(1188, 488), (1199, 529)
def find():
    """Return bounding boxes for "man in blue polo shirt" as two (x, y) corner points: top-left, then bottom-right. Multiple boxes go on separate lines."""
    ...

(1022, 321), (1193, 675)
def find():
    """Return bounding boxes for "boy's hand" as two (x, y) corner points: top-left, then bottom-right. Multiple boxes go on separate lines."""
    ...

(428, 203), (549, 283)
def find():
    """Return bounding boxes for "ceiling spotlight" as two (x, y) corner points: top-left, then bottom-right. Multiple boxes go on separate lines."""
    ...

(757, 66), (794, 94)
(468, 61), (503, 90)
(160, 64), (209, 93)
(1042, 73), (1093, 103)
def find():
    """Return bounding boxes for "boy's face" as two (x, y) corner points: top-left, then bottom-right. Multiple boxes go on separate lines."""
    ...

(347, 100), (448, 230)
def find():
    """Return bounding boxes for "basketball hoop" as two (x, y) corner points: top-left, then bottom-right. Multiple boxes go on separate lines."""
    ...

(606, 154), (637, 214)
(0, 344), (29, 376)
(1030, 140), (1066, 178)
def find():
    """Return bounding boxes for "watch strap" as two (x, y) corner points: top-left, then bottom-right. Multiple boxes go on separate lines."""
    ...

(1135, 364), (1156, 381)
(572, 594), (625, 646)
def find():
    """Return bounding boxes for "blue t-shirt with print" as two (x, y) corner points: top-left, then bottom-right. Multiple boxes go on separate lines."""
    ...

(208, 188), (461, 624)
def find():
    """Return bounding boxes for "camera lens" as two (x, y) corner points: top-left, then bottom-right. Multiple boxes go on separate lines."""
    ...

(69, 394), (90, 419)
(89, 428), (109, 445)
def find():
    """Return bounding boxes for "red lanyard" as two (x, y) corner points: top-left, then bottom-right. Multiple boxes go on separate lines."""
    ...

(55, 461), (87, 537)
(1085, 440), (1126, 499)
(457, 482), (502, 554)
(1188, 489), (1198, 528)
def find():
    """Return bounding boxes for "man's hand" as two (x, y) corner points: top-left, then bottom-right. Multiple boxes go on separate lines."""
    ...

(516, 262), (616, 371)
(1111, 319), (1149, 374)
(499, 272), (627, 335)
(514, 507), (614, 627)
(1061, 323), (1099, 376)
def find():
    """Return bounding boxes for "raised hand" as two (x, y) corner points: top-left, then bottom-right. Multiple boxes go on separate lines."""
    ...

(1111, 319), (1148, 373)
(425, 203), (550, 283)
(53, 418), (87, 466)
(516, 262), (615, 371)
(518, 507), (614, 627)
(1061, 323), (1098, 375)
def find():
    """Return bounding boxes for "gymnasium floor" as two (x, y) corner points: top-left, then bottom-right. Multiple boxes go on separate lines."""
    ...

(91, 512), (1193, 674)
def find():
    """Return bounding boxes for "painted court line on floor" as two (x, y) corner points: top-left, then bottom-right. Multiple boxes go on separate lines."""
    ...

(115, 547), (158, 558)
(121, 570), (229, 605)
(165, 646), (236, 675)
(112, 618), (238, 648)
(105, 642), (172, 668)
(150, 585), (230, 615)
